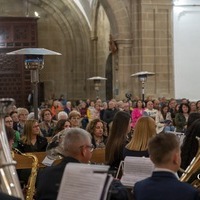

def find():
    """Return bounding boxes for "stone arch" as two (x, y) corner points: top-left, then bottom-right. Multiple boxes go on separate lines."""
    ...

(99, 0), (131, 39)
(28, 0), (92, 99)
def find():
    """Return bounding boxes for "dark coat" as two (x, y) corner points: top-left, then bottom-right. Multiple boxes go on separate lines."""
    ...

(17, 135), (47, 153)
(35, 157), (80, 200)
(133, 171), (200, 200)
(0, 192), (21, 200)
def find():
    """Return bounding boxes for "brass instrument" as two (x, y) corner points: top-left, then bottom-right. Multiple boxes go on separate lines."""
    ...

(180, 136), (200, 189)
(46, 130), (67, 160)
(0, 98), (24, 199)
(14, 149), (38, 200)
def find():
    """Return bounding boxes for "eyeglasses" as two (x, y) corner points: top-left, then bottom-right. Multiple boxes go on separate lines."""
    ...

(5, 120), (13, 123)
(79, 144), (94, 152)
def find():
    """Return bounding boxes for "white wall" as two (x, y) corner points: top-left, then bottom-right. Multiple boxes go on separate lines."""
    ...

(173, 0), (200, 101)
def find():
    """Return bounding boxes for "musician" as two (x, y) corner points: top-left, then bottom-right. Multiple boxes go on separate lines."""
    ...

(133, 133), (200, 200)
(36, 128), (129, 200)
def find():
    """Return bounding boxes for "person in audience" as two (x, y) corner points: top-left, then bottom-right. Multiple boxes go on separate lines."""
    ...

(57, 111), (68, 120)
(53, 119), (71, 135)
(196, 100), (200, 113)
(10, 110), (19, 131)
(175, 103), (190, 132)
(105, 111), (131, 172)
(168, 98), (177, 125)
(39, 108), (57, 137)
(133, 133), (200, 200)
(155, 104), (174, 134)
(50, 99), (63, 120)
(100, 101), (108, 120)
(69, 110), (81, 128)
(14, 108), (29, 135)
(143, 100), (158, 120)
(124, 116), (156, 158)
(79, 101), (88, 129)
(4, 115), (20, 148)
(181, 118), (200, 170)
(64, 101), (72, 115)
(86, 118), (107, 148)
(131, 100), (144, 129)
(36, 128), (129, 200)
(189, 102), (197, 113)
(103, 100), (118, 129)
(18, 119), (47, 153)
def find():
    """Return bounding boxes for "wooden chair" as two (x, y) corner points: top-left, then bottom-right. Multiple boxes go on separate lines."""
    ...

(90, 148), (105, 164)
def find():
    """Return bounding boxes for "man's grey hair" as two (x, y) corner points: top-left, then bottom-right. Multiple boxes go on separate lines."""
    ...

(63, 128), (91, 156)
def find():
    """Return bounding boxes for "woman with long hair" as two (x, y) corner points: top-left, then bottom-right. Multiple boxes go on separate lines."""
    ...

(124, 116), (156, 158)
(155, 104), (174, 134)
(105, 111), (131, 171)
(86, 118), (107, 148)
(175, 103), (190, 132)
(18, 119), (47, 153)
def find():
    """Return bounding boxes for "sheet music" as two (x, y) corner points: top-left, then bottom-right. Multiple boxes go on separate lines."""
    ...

(57, 163), (113, 200)
(120, 156), (154, 187)
(42, 156), (55, 166)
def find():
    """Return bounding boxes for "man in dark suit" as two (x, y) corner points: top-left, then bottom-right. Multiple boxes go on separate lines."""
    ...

(36, 128), (129, 200)
(35, 128), (94, 200)
(133, 133), (200, 200)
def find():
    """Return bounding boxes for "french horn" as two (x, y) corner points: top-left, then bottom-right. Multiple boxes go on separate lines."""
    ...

(46, 129), (67, 160)
(0, 98), (24, 199)
(180, 136), (200, 189)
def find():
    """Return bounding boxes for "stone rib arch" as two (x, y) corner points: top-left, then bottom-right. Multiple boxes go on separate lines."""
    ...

(99, 0), (131, 39)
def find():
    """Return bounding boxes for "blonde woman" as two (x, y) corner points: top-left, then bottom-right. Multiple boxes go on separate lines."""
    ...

(18, 119), (48, 153)
(123, 116), (156, 158)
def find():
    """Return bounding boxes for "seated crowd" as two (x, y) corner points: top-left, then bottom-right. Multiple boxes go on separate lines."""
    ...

(2, 95), (200, 200)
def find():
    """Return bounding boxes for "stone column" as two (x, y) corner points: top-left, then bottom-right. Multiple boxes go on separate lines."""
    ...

(113, 39), (133, 100)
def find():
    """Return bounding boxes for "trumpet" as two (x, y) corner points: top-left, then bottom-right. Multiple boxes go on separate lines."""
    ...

(180, 136), (200, 189)
(0, 98), (24, 199)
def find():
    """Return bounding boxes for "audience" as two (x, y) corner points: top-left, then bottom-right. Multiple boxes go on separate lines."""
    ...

(68, 110), (81, 128)
(175, 103), (190, 132)
(86, 118), (107, 148)
(131, 100), (144, 129)
(18, 119), (47, 153)
(133, 133), (200, 200)
(53, 119), (71, 135)
(155, 104), (174, 134)
(39, 108), (57, 137)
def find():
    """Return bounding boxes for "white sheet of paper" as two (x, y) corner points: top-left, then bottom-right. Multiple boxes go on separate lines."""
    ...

(121, 156), (154, 187)
(57, 163), (112, 200)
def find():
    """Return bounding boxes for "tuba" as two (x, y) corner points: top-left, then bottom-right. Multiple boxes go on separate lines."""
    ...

(180, 136), (200, 189)
(0, 98), (24, 199)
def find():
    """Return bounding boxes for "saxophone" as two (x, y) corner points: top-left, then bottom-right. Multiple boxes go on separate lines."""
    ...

(180, 136), (200, 189)
(14, 149), (39, 200)
(0, 98), (24, 199)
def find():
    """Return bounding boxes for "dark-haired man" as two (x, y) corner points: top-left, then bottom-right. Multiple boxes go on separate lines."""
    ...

(133, 133), (200, 200)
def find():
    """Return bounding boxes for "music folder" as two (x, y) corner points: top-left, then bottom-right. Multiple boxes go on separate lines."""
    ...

(57, 163), (113, 200)
(120, 156), (154, 187)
